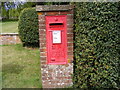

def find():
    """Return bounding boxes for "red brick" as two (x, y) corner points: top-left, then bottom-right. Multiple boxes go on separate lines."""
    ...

(41, 61), (46, 64)
(40, 52), (47, 56)
(67, 38), (73, 42)
(67, 29), (73, 33)
(67, 33), (73, 37)
(42, 77), (47, 80)
(40, 48), (46, 52)
(60, 11), (71, 15)
(40, 34), (46, 39)
(39, 25), (46, 29)
(40, 40), (46, 44)
(39, 20), (45, 24)
(46, 11), (59, 15)
(67, 43), (73, 46)
(40, 43), (46, 47)
(67, 19), (73, 23)
(40, 57), (46, 63)
(56, 77), (63, 79)
(41, 62), (46, 64)
(39, 38), (46, 42)
(68, 55), (73, 59)
(38, 15), (45, 20)
(68, 46), (73, 50)
(40, 59), (46, 62)
(67, 15), (73, 19)
(64, 80), (73, 83)
(41, 65), (47, 68)
(68, 52), (73, 55)
(40, 30), (46, 34)
(39, 28), (45, 30)
(40, 58), (46, 62)
(67, 24), (73, 28)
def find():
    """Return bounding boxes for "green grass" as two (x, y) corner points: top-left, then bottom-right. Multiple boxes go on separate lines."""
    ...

(1, 21), (18, 33)
(2, 44), (42, 88)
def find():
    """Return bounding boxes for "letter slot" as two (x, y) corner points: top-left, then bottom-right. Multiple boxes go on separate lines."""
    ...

(49, 23), (63, 28)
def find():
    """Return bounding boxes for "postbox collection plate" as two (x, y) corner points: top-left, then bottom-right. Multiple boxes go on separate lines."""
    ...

(52, 30), (61, 43)
(46, 15), (67, 64)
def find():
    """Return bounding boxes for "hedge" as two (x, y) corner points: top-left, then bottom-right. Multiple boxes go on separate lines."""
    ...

(18, 8), (39, 47)
(73, 2), (120, 89)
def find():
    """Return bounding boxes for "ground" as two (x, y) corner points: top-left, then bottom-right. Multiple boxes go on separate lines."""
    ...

(1, 44), (42, 88)
(1, 21), (18, 33)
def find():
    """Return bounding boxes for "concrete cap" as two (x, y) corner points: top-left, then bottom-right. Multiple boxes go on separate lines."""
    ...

(36, 5), (74, 11)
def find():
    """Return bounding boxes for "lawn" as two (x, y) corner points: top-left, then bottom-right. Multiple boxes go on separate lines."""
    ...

(1, 21), (18, 33)
(1, 44), (42, 88)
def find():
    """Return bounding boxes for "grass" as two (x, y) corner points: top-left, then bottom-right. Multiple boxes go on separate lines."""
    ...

(1, 21), (18, 33)
(1, 44), (42, 88)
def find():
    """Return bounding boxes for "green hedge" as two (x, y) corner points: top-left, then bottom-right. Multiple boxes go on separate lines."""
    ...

(18, 8), (39, 47)
(73, 2), (120, 88)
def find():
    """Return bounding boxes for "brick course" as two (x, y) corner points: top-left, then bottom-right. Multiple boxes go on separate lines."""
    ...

(0, 33), (21, 45)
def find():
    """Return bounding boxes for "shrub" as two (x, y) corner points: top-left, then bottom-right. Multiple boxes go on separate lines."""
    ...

(18, 8), (39, 47)
(73, 2), (120, 89)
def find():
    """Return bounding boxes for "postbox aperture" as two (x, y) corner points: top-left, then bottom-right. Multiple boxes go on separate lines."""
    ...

(46, 15), (67, 64)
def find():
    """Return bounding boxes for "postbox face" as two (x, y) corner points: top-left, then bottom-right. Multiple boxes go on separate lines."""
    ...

(46, 15), (67, 64)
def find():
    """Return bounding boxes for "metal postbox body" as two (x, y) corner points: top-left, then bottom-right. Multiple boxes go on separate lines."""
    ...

(46, 15), (67, 64)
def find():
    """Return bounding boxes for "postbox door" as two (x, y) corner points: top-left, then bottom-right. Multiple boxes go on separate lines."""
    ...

(46, 15), (67, 64)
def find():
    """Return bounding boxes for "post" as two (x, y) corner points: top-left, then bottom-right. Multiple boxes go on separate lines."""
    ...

(36, 5), (74, 88)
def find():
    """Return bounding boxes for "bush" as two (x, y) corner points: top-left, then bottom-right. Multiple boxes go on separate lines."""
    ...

(73, 2), (120, 89)
(18, 8), (39, 47)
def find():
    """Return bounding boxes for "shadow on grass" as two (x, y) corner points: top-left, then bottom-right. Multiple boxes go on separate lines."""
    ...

(2, 63), (24, 74)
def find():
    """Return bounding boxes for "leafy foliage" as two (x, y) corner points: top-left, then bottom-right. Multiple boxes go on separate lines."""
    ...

(73, 2), (120, 89)
(18, 8), (39, 47)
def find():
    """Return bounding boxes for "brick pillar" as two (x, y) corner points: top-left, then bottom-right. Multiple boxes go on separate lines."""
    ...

(36, 5), (74, 88)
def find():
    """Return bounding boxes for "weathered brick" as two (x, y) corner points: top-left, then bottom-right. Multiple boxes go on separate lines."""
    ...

(41, 65), (47, 68)
(67, 15), (73, 19)
(40, 44), (46, 48)
(67, 38), (73, 42)
(67, 19), (73, 23)
(39, 40), (46, 44)
(40, 48), (46, 52)
(39, 28), (45, 30)
(67, 55), (74, 60)
(40, 38), (46, 41)
(67, 29), (73, 34)
(39, 25), (46, 29)
(39, 20), (45, 24)
(68, 46), (73, 50)
(38, 15), (45, 21)
(45, 11), (59, 15)
(67, 33), (73, 37)
(40, 30), (46, 34)
(40, 52), (47, 56)
(0, 33), (21, 45)
(67, 24), (73, 28)
(68, 52), (73, 55)
(67, 43), (73, 46)
(60, 11), (71, 15)
(40, 34), (46, 38)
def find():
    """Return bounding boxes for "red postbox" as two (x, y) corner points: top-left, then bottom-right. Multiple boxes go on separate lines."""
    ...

(46, 15), (67, 64)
